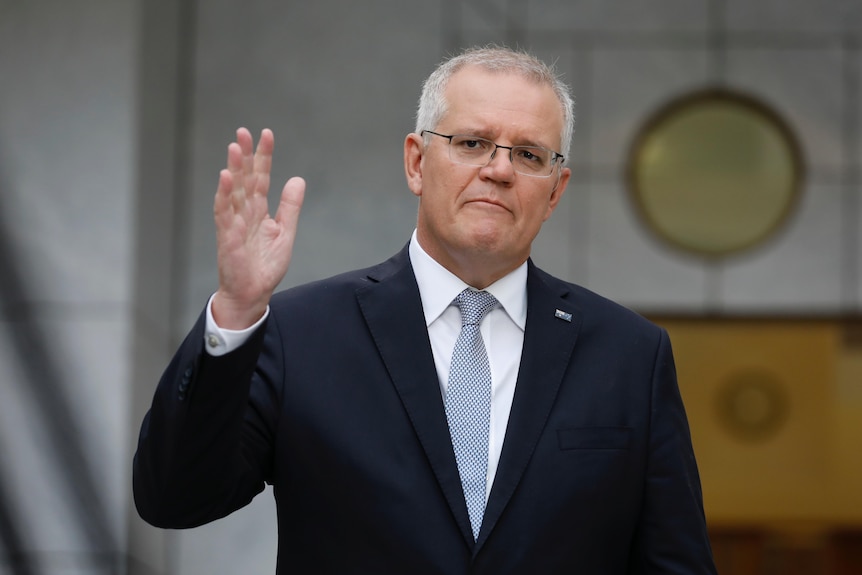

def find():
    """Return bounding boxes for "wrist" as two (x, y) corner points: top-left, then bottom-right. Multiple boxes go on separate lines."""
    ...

(211, 290), (269, 330)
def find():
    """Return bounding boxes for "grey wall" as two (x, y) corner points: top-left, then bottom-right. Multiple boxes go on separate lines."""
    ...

(0, 0), (860, 573)
(0, 0), (137, 573)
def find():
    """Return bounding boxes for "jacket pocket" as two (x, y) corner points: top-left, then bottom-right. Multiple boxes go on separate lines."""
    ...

(557, 427), (632, 450)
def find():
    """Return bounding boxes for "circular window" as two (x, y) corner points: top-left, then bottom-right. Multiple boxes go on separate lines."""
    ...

(628, 90), (803, 257)
(715, 369), (789, 442)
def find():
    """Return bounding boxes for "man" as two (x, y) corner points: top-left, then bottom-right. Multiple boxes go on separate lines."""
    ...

(134, 46), (717, 574)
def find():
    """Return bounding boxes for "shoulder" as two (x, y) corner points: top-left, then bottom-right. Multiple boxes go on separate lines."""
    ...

(270, 245), (412, 311)
(529, 262), (664, 338)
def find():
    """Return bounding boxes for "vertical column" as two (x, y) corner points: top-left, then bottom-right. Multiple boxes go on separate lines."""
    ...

(126, 0), (197, 573)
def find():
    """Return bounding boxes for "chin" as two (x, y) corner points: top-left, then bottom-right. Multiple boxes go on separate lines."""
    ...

(462, 226), (510, 255)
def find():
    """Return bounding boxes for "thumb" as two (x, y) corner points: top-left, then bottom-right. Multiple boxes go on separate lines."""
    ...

(275, 176), (306, 232)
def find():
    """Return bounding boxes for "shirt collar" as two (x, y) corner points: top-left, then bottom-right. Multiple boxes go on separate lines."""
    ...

(408, 229), (528, 330)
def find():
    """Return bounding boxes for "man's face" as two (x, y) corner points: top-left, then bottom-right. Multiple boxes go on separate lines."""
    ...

(405, 66), (571, 286)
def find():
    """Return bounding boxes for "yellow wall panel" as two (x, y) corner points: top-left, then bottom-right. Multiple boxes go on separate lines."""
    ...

(652, 319), (861, 530)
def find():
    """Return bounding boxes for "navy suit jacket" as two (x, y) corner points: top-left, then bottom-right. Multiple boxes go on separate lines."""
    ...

(134, 246), (717, 574)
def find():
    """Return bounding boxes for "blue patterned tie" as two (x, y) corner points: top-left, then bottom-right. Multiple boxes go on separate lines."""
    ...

(445, 288), (498, 540)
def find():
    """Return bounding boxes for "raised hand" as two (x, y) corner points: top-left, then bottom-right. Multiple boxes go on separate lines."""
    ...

(211, 128), (305, 329)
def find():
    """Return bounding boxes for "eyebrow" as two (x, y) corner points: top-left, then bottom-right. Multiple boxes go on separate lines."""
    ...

(454, 128), (553, 150)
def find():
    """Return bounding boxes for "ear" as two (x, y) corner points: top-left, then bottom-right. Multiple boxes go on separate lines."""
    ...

(404, 133), (425, 198)
(543, 166), (571, 221)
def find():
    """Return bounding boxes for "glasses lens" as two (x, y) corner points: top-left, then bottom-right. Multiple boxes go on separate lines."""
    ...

(448, 135), (495, 165)
(512, 146), (554, 176)
(446, 135), (556, 177)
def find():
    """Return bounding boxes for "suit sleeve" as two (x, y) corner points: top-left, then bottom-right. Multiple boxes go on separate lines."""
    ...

(630, 328), (718, 574)
(132, 308), (282, 528)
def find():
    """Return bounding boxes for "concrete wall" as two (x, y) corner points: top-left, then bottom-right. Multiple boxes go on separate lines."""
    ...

(0, 0), (860, 573)
(0, 0), (137, 573)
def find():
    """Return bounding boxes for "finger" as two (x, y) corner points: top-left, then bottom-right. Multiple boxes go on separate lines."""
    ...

(213, 168), (234, 225)
(253, 129), (274, 198)
(226, 142), (246, 213)
(236, 127), (254, 156)
(236, 127), (255, 179)
(275, 176), (306, 234)
(214, 167), (233, 207)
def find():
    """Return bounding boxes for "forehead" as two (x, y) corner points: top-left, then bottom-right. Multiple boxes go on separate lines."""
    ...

(440, 66), (564, 145)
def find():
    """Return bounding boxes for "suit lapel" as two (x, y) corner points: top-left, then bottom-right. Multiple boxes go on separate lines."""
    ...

(355, 248), (476, 546)
(476, 262), (582, 550)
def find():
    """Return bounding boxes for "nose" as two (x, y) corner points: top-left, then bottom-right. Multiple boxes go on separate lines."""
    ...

(481, 145), (516, 181)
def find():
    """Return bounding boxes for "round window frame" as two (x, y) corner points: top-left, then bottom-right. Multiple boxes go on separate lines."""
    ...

(626, 89), (805, 258)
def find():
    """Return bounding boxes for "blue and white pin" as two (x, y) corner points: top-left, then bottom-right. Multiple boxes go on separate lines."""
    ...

(554, 309), (572, 322)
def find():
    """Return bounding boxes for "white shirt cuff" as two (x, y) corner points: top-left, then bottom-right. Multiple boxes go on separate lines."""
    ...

(204, 294), (270, 356)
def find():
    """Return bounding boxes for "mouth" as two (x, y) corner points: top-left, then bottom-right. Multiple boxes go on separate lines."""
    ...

(465, 198), (509, 212)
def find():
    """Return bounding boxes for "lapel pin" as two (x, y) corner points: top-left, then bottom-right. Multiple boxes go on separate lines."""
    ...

(554, 309), (572, 322)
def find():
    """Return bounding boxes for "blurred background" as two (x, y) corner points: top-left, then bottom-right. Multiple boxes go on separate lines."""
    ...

(0, 0), (860, 573)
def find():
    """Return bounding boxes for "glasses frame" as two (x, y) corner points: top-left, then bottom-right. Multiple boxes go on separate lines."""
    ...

(421, 130), (565, 178)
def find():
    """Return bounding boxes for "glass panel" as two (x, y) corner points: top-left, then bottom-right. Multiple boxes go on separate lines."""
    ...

(629, 90), (803, 257)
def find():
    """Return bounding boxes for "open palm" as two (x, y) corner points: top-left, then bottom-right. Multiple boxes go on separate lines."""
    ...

(212, 128), (305, 329)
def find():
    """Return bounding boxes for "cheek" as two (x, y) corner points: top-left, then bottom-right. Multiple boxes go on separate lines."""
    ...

(419, 179), (461, 222)
(426, 171), (472, 206)
(520, 190), (554, 221)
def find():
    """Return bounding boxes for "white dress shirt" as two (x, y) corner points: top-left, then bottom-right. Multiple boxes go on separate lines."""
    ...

(408, 231), (526, 500)
(204, 230), (527, 500)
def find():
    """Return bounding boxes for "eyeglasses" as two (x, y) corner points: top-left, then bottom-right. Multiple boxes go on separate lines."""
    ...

(422, 130), (564, 177)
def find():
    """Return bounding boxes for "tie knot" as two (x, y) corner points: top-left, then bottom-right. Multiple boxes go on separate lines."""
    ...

(455, 289), (498, 326)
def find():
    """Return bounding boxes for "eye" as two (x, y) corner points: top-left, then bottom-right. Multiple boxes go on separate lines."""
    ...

(454, 137), (489, 150)
(516, 147), (547, 165)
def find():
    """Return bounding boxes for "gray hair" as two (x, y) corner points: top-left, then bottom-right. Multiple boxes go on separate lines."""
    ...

(415, 46), (575, 162)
